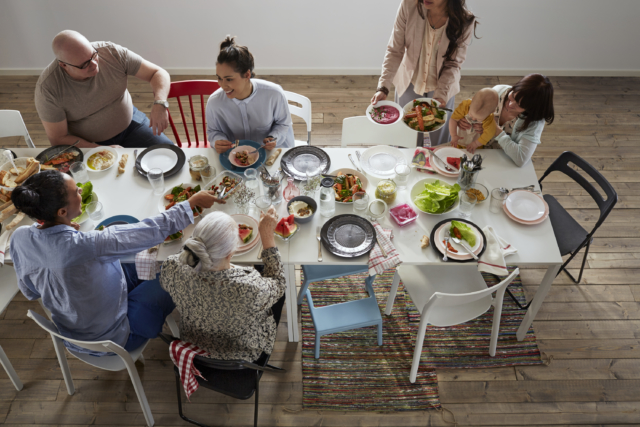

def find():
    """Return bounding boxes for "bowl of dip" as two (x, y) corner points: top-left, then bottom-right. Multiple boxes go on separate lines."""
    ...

(366, 100), (403, 126)
(286, 195), (317, 224)
(84, 147), (118, 172)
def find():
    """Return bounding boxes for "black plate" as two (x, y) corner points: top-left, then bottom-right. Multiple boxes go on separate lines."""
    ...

(430, 218), (487, 263)
(35, 145), (84, 174)
(321, 214), (377, 258)
(280, 146), (331, 180)
(135, 144), (186, 178)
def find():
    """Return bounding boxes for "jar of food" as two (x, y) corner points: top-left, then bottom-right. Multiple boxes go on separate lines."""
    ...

(375, 179), (397, 205)
(188, 155), (209, 181)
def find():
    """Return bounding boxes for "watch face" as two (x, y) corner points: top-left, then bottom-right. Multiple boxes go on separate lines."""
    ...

(156, 100), (169, 108)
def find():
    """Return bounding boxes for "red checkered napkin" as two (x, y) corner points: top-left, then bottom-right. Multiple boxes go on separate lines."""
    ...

(169, 340), (211, 400)
(135, 248), (161, 280)
(368, 223), (402, 276)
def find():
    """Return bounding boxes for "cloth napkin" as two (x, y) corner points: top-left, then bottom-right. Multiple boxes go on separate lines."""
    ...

(0, 229), (14, 266)
(169, 340), (211, 400)
(368, 223), (402, 276)
(135, 247), (161, 280)
(478, 226), (517, 276)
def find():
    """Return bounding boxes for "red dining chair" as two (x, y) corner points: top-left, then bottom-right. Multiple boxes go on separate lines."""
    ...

(167, 80), (220, 148)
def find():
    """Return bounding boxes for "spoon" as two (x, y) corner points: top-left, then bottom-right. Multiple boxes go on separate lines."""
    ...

(3, 150), (18, 172)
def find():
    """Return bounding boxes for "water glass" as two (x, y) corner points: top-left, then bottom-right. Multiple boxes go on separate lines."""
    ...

(87, 201), (104, 221)
(254, 195), (272, 214)
(367, 199), (388, 222)
(490, 188), (508, 214)
(458, 191), (477, 219)
(200, 165), (216, 182)
(394, 164), (411, 190)
(69, 162), (89, 184)
(353, 192), (369, 216)
(244, 168), (260, 191)
(147, 168), (165, 195)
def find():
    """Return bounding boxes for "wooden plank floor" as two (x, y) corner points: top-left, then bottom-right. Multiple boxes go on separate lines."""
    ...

(1, 74), (640, 426)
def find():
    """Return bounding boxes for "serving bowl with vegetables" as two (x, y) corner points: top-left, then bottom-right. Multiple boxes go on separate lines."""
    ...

(402, 98), (448, 133)
(411, 178), (460, 215)
(326, 169), (368, 204)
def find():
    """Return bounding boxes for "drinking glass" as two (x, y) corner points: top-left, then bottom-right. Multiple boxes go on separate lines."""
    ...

(200, 165), (216, 182)
(458, 191), (477, 219)
(490, 188), (508, 214)
(393, 164), (411, 190)
(244, 168), (260, 191)
(87, 201), (104, 221)
(367, 199), (388, 223)
(69, 162), (89, 184)
(254, 195), (272, 214)
(353, 192), (369, 216)
(147, 168), (165, 195)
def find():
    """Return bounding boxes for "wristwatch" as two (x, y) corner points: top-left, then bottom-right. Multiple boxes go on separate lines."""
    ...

(153, 100), (169, 108)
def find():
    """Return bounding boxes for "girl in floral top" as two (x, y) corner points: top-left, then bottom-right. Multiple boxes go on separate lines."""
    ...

(160, 207), (285, 362)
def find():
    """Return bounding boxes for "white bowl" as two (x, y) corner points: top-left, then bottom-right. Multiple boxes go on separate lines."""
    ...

(85, 147), (119, 172)
(327, 168), (369, 204)
(365, 100), (403, 126)
(229, 145), (259, 168)
(410, 178), (460, 215)
(401, 97), (448, 134)
(0, 157), (42, 192)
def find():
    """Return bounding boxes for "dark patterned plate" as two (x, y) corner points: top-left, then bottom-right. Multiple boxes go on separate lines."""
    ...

(321, 214), (377, 258)
(135, 144), (186, 178)
(430, 218), (487, 263)
(35, 145), (84, 174)
(280, 146), (330, 180)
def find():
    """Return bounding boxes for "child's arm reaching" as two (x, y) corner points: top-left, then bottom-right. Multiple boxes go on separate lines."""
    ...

(449, 118), (460, 147)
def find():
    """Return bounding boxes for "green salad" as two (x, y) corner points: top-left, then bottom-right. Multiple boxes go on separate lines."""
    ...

(450, 220), (476, 247)
(72, 181), (93, 222)
(413, 180), (460, 214)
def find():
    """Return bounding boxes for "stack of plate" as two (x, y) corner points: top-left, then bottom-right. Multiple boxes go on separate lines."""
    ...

(359, 145), (406, 179)
(232, 214), (261, 255)
(429, 146), (466, 178)
(503, 190), (549, 225)
(431, 220), (485, 262)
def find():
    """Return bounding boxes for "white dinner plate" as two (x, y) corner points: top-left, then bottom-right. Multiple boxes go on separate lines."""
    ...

(430, 146), (468, 176)
(232, 214), (260, 254)
(140, 149), (178, 173)
(436, 221), (483, 255)
(505, 191), (546, 221)
(359, 145), (406, 179)
(84, 147), (119, 172)
(158, 183), (202, 214)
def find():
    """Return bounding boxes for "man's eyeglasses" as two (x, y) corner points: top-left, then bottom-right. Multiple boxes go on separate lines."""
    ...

(59, 50), (99, 70)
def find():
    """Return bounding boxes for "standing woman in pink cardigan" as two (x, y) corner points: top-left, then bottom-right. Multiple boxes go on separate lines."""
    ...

(372, 0), (478, 146)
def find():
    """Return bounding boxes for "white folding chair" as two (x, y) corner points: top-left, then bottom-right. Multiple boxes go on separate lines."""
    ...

(341, 116), (416, 148)
(386, 265), (519, 383)
(284, 91), (312, 146)
(0, 110), (35, 148)
(0, 266), (23, 391)
(27, 309), (158, 426)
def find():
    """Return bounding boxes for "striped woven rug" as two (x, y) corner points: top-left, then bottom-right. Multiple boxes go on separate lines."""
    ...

(301, 267), (542, 411)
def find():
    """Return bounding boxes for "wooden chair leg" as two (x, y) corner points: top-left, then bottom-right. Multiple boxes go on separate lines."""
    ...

(0, 345), (23, 391)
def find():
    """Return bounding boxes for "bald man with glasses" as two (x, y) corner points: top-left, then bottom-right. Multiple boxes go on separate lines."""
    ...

(35, 30), (174, 148)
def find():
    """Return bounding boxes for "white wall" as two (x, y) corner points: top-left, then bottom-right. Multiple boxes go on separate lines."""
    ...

(1, 0), (639, 75)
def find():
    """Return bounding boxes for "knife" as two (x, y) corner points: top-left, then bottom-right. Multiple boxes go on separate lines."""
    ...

(45, 140), (80, 163)
(348, 154), (362, 173)
(316, 225), (323, 262)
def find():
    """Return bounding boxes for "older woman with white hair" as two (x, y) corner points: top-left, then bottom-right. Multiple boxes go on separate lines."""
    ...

(160, 206), (285, 362)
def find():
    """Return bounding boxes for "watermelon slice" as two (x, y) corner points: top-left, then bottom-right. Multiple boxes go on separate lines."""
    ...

(238, 224), (253, 244)
(446, 157), (461, 169)
(275, 216), (298, 239)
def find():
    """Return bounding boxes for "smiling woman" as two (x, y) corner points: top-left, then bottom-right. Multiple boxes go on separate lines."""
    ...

(205, 35), (295, 154)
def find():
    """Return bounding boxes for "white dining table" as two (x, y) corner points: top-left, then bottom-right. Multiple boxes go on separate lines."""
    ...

(6, 147), (562, 344)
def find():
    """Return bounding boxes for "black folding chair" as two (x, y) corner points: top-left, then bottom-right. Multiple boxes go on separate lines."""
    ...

(160, 334), (286, 427)
(538, 151), (617, 283)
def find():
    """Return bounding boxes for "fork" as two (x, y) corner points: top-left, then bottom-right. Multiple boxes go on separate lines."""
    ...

(316, 226), (323, 262)
(443, 229), (451, 262)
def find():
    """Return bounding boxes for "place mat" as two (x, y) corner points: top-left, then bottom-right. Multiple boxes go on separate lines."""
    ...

(301, 269), (440, 411)
(404, 266), (544, 369)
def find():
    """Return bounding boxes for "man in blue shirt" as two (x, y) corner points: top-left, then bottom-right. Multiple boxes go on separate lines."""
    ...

(10, 170), (223, 354)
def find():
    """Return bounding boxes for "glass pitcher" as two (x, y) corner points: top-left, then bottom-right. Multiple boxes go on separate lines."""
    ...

(260, 170), (284, 205)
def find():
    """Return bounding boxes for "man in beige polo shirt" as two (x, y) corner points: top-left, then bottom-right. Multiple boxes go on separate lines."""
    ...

(35, 30), (174, 148)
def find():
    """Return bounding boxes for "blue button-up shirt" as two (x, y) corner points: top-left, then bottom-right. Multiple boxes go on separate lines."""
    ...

(206, 79), (294, 148)
(10, 201), (194, 352)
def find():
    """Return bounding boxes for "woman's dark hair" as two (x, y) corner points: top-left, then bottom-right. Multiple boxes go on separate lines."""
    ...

(217, 35), (255, 78)
(417, 0), (479, 64)
(11, 170), (68, 223)
(506, 73), (555, 132)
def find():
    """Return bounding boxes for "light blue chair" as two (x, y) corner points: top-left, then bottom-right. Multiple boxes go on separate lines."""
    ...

(298, 265), (383, 359)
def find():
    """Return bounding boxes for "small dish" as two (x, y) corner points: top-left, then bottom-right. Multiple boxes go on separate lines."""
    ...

(84, 147), (119, 172)
(466, 183), (489, 205)
(286, 196), (317, 224)
(204, 170), (244, 201)
(366, 100), (403, 126)
(229, 145), (260, 168)
(389, 203), (418, 226)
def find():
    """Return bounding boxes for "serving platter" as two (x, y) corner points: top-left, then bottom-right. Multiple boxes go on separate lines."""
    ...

(35, 145), (83, 174)
(401, 97), (448, 134)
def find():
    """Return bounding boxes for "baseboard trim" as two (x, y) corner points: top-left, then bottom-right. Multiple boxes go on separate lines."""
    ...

(1, 67), (638, 77)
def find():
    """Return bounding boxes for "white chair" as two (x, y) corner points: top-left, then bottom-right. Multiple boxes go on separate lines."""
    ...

(27, 310), (159, 426)
(0, 266), (23, 391)
(341, 116), (416, 148)
(0, 110), (35, 148)
(284, 91), (312, 146)
(386, 265), (520, 383)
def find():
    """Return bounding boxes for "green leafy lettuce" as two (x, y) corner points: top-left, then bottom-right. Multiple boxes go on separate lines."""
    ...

(413, 180), (460, 214)
(450, 220), (476, 247)
(72, 181), (93, 222)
